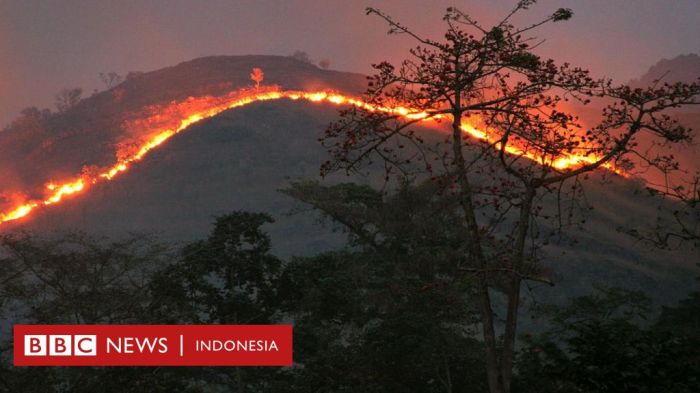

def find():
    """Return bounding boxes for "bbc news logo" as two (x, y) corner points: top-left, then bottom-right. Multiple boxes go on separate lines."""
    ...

(24, 335), (97, 356)
(14, 325), (292, 366)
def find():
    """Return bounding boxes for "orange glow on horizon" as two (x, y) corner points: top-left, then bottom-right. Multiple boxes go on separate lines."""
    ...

(0, 86), (623, 227)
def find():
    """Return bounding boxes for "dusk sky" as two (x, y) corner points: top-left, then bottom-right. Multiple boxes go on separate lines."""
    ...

(1, 0), (698, 126)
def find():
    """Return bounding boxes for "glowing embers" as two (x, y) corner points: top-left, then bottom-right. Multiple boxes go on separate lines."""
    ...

(457, 119), (620, 174)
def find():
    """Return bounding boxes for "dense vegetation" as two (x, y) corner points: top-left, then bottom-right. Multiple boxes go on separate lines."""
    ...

(0, 181), (697, 392)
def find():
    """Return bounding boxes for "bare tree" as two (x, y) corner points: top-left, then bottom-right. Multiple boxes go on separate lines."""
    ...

(320, 3), (700, 392)
(99, 71), (123, 89)
(54, 87), (83, 113)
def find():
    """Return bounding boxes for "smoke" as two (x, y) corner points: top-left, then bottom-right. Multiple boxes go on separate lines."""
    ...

(1, 0), (698, 126)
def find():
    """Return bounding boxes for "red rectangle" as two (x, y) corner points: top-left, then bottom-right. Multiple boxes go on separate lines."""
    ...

(14, 324), (292, 366)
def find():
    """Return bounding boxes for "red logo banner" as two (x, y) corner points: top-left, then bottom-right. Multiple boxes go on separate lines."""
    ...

(14, 324), (292, 366)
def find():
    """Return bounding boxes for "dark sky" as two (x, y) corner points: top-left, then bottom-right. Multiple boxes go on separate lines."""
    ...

(1, 0), (698, 125)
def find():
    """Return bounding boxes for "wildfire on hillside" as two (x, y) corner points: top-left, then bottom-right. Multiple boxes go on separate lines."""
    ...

(0, 82), (623, 226)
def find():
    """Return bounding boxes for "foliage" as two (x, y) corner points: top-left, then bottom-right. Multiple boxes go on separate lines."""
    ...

(515, 288), (700, 393)
(0, 232), (167, 324)
(281, 181), (488, 392)
(320, 3), (700, 392)
(281, 251), (487, 393)
(148, 212), (285, 391)
(0, 204), (697, 392)
(655, 289), (700, 341)
(150, 211), (282, 325)
(289, 51), (312, 64)
(0, 232), (192, 392)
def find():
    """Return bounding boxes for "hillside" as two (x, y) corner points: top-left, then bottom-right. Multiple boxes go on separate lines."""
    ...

(0, 55), (366, 201)
(0, 55), (697, 305)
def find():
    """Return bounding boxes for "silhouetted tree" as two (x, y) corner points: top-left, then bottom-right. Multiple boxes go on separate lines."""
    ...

(515, 287), (700, 393)
(0, 232), (186, 393)
(319, 2), (700, 392)
(282, 181), (487, 392)
(0, 232), (165, 324)
(149, 212), (283, 391)
(5, 107), (50, 135)
(18, 107), (51, 121)
(290, 50), (312, 64)
(54, 87), (83, 112)
(99, 72), (123, 89)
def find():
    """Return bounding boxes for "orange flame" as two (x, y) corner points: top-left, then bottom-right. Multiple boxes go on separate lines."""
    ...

(458, 122), (619, 173)
(0, 86), (623, 227)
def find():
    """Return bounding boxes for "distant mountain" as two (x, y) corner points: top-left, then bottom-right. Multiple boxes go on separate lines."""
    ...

(629, 53), (700, 88)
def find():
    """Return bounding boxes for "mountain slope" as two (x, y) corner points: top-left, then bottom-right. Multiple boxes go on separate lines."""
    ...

(0, 55), (697, 305)
(0, 55), (366, 200)
(7, 100), (697, 305)
(13, 100), (354, 256)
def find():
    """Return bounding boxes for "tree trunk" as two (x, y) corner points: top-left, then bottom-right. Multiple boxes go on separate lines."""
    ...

(478, 278), (504, 393)
(500, 188), (535, 392)
(500, 276), (521, 392)
(450, 91), (505, 393)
